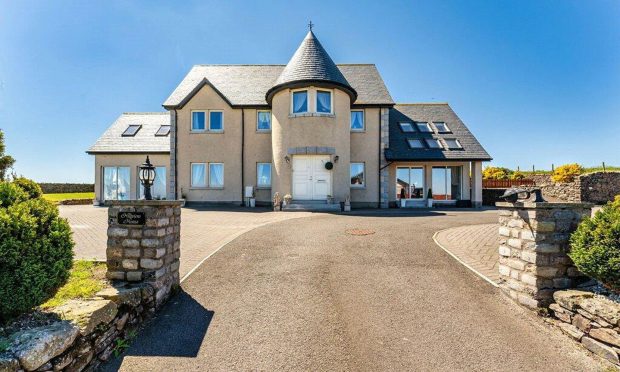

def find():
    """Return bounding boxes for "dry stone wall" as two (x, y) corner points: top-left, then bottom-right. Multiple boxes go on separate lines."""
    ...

(531, 172), (620, 204)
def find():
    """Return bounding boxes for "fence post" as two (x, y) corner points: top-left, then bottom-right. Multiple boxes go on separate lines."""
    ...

(603, 162), (606, 173)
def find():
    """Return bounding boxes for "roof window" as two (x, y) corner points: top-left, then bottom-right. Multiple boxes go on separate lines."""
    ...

(444, 139), (462, 149)
(425, 139), (443, 149)
(434, 122), (450, 133)
(407, 139), (425, 149)
(399, 122), (414, 132)
(122, 125), (142, 137)
(416, 122), (432, 133)
(155, 125), (171, 136)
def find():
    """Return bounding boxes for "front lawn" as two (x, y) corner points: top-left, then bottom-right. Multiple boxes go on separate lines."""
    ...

(41, 260), (107, 308)
(42, 192), (94, 202)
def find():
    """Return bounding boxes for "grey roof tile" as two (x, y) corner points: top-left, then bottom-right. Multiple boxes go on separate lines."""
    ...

(385, 104), (492, 161)
(87, 112), (170, 154)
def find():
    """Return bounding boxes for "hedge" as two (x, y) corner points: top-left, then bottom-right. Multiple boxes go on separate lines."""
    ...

(39, 183), (94, 194)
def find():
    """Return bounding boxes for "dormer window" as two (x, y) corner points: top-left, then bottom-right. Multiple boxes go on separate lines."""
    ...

(316, 90), (332, 113)
(122, 125), (141, 137)
(417, 122), (432, 132)
(155, 125), (170, 136)
(399, 122), (414, 132)
(292, 91), (308, 113)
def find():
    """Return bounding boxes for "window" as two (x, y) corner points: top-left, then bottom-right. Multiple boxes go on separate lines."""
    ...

(425, 139), (443, 149)
(416, 122), (432, 132)
(257, 111), (271, 131)
(103, 167), (130, 200)
(399, 122), (414, 132)
(191, 163), (206, 188)
(350, 163), (365, 187)
(209, 163), (224, 188)
(432, 166), (462, 201)
(192, 112), (206, 131)
(257, 163), (272, 187)
(209, 111), (223, 131)
(139, 166), (166, 199)
(444, 139), (462, 149)
(351, 110), (364, 131)
(407, 139), (425, 149)
(397, 167), (424, 199)
(434, 122), (450, 133)
(316, 90), (332, 113)
(292, 91), (308, 113)
(155, 125), (170, 136)
(122, 125), (141, 137)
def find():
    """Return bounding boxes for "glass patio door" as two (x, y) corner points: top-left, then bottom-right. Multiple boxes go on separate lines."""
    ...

(396, 167), (425, 200)
(103, 166), (130, 201)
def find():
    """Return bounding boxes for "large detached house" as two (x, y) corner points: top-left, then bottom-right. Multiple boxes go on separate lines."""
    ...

(88, 30), (491, 208)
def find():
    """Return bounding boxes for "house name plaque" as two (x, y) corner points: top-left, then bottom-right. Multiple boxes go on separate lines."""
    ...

(117, 211), (145, 226)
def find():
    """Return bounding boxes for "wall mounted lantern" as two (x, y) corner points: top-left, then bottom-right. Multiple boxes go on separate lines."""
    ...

(284, 155), (291, 164)
(139, 156), (156, 200)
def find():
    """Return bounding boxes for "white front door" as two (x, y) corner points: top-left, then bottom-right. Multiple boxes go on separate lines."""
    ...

(292, 155), (331, 200)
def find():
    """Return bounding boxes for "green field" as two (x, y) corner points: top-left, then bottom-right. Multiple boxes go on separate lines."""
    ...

(42, 192), (95, 202)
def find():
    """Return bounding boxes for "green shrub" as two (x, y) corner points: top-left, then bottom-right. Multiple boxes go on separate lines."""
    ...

(569, 196), (620, 291)
(552, 163), (583, 183)
(0, 179), (74, 321)
(13, 177), (43, 199)
(510, 171), (526, 180)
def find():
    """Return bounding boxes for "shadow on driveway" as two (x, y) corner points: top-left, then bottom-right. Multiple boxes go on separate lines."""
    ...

(102, 290), (213, 371)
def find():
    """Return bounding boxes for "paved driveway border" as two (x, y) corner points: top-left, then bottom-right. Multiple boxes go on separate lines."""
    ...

(432, 229), (499, 288)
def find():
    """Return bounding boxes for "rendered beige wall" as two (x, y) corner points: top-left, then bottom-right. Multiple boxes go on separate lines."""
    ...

(271, 87), (351, 201)
(242, 108), (273, 203)
(94, 153), (170, 204)
(350, 107), (380, 205)
(387, 161), (471, 203)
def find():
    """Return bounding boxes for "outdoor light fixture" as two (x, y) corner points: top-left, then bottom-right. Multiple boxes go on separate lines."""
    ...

(284, 155), (290, 164)
(139, 156), (156, 200)
(334, 155), (339, 163)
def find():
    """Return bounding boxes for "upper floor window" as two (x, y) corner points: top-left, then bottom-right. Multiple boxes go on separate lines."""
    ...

(434, 122), (450, 133)
(209, 111), (223, 131)
(417, 122), (432, 133)
(292, 91), (308, 113)
(257, 111), (271, 131)
(351, 110), (364, 131)
(192, 112), (206, 131)
(399, 122), (414, 132)
(122, 125), (141, 137)
(316, 90), (332, 113)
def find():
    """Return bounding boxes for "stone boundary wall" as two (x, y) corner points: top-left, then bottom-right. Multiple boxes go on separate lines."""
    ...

(1, 284), (156, 371)
(39, 183), (94, 194)
(547, 290), (620, 365)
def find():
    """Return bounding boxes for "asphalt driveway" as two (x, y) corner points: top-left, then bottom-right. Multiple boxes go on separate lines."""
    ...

(105, 209), (606, 371)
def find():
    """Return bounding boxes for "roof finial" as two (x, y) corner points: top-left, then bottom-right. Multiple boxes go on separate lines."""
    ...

(308, 20), (314, 32)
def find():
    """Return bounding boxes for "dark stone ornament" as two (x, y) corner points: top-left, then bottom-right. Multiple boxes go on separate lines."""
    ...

(324, 161), (333, 170)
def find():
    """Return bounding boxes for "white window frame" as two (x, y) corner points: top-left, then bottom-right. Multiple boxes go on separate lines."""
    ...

(208, 110), (224, 132)
(425, 138), (443, 149)
(350, 162), (366, 188)
(291, 89), (309, 114)
(191, 111), (207, 132)
(350, 110), (365, 131)
(208, 163), (224, 188)
(407, 139), (425, 149)
(416, 122), (432, 133)
(256, 163), (272, 188)
(257, 110), (271, 132)
(315, 89), (333, 114)
(433, 122), (451, 133)
(190, 162), (207, 188)
(444, 138), (462, 149)
(399, 122), (415, 132)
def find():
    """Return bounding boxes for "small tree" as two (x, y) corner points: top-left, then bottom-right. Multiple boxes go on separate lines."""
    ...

(552, 163), (583, 183)
(0, 130), (15, 180)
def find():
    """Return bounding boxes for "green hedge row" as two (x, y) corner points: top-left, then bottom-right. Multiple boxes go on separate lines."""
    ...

(39, 183), (94, 194)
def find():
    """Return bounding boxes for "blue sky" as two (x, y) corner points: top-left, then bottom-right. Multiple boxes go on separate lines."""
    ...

(1, 0), (618, 182)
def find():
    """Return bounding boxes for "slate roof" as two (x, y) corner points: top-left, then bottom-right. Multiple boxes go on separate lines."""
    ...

(87, 112), (170, 154)
(163, 64), (393, 108)
(384, 104), (492, 161)
(266, 31), (356, 102)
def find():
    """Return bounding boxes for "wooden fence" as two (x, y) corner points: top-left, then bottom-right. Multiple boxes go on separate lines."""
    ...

(482, 179), (535, 189)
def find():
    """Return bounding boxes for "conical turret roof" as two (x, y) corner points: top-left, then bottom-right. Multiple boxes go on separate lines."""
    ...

(266, 30), (357, 103)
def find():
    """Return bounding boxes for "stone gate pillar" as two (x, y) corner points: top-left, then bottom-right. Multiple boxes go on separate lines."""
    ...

(105, 200), (184, 307)
(495, 201), (592, 309)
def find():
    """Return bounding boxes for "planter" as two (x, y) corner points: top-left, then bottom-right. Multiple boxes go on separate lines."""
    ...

(427, 199), (433, 208)
(249, 198), (256, 208)
(344, 203), (351, 212)
(400, 199), (407, 208)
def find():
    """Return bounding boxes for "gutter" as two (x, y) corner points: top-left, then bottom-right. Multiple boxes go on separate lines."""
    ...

(241, 109), (245, 206)
(174, 109), (178, 200)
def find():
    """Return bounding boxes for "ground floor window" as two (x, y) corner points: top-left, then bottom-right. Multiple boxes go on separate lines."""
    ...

(209, 163), (224, 188)
(139, 166), (166, 199)
(396, 167), (424, 199)
(432, 166), (462, 200)
(191, 163), (206, 188)
(350, 163), (365, 187)
(103, 166), (130, 200)
(257, 163), (271, 187)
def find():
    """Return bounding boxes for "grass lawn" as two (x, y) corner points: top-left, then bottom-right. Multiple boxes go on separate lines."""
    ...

(42, 192), (94, 202)
(41, 260), (108, 308)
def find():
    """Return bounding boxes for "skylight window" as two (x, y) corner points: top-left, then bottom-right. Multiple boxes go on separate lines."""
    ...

(434, 122), (450, 133)
(155, 125), (171, 136)
(399, 122), (414, 132)
(444, 139), (462, 149)
(407, 139), (425, 149)
(416, 122), (432, 132)
(122, 125), (141, 137)
(425, 139), (443, 149)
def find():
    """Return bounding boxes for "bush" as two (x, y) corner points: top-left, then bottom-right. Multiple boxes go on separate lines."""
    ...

(0, 179), (74, 321)
(510, 171), (526, 180)
(569, 196), (620, 291)
(483, 167), (512, 180)
(552, 163), (583, 183)
(13, 177), (43, 199)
